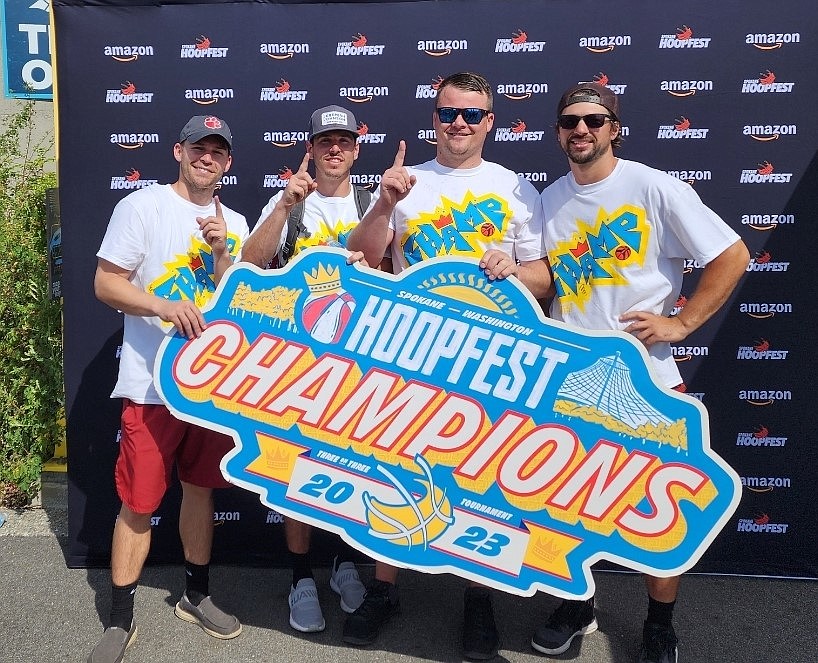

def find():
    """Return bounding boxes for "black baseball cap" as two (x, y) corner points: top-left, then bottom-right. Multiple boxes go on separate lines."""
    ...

(557, 83), (620, 120)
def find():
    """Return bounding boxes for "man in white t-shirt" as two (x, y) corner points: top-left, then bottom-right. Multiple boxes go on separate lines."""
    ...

(345, 71), (552, 661)
(530, 83), (749, 663)
(242, 105), (375, 634)
(90, 115), (249, 663)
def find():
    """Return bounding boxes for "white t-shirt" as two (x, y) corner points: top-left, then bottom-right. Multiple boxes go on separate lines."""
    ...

(251, 188), (364, 267)
(97, 183), (249, 404)
(371, 159), (545, 273)
(540, 158), (740, 387)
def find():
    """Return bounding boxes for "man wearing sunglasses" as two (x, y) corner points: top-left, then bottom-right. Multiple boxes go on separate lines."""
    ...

(345, 71), (552, 661)
(531, 83), (749, 663)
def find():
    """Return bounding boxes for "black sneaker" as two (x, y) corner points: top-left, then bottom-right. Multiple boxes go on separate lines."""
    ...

(531, 598), (598, 655)
(342, 580), (399, 646)
(462, 586), (500, 660)
(638, 621), (678, 663)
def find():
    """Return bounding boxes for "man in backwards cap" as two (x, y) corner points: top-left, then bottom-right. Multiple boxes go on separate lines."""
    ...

(530, 83), (748, 663)
(90, 115), (249, 663)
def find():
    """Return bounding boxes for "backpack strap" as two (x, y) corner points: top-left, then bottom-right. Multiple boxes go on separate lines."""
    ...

(353, 186), (372, 220)
(281, 199), (306, 265)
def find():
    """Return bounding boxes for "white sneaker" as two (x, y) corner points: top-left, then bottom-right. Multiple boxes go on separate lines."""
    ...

(288, 578), (325, 632)
(329, 557), (366, 613)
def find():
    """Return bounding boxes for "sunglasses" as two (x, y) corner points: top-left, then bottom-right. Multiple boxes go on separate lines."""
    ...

(436, 107), (491, 124)
(557, 113), (614, 130)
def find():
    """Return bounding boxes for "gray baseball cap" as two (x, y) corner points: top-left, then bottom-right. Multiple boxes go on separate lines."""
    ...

(179, 115), (233, 150)
(308, 105), (358, 140)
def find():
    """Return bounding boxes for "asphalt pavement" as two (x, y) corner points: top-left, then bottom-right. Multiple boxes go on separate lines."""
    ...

(1, 473), (814, 663)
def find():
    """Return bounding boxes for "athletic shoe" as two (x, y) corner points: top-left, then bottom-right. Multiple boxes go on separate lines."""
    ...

(329, 557), (366, 613)
(638, 621), (679, 663)
(342, 579), (399, 646)
(287, 578), (326, 632)
(531, 598), (598, 655)
(462, 586), (500, 660)
(174, 592), (242, 639)
(87, 620), (137, 663)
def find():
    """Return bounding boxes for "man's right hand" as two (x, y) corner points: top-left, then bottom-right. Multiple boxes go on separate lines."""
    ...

(154, 298), (207, 339)
(379, 140), (416, 207)
(280, 152), (317, 209)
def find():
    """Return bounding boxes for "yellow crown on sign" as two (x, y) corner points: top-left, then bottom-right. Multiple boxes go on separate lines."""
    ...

(265, 446), (290, 470)
(533, 537), (562, 563)
(304, 263), (341, 293)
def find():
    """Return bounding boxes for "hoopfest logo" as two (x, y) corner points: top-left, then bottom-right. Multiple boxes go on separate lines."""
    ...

(356, 121), (386, 144)
(155, 249), (741, 598)
(260, 79), (308, 102)
(736, 425), (787, 448)
(736, 338), (789, 360)
(105, 80), (154, 103)
(110, 168), (158, 190)
(658, 25), (711, 48)
(746, 250), (789, 272)
(657, 116), (709, 140)
(103, 44), (155, 62)
(746, 32), (801, 50)
(579, 33), (631, 53)
(494, 119), (544, 142)
(584, 72), (626, 96)
(737, 513), (788, 534)
(180, 34), (228, 58)
(495, 29), (545, 53)
(262, 165), (296, 189)
(260, 40), (310, 59)
(416, 75), (444, 99)
(336, 33), (385, 56)
(739, 161), (793, 184)
(417, 37), (469, 56)
(741, 70), (794, 93)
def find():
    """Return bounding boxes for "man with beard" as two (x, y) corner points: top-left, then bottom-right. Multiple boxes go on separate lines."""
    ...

(344, 71), (551, 661)
(90, 115), (248, 663)
(530, 83), (749, 663)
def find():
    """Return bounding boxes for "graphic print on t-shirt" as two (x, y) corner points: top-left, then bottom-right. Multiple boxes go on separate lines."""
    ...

(548, 204), (649, 312)
(400, 190), (511, 266)
(293, 218), (357, 256)
(148, 232), (241, 308)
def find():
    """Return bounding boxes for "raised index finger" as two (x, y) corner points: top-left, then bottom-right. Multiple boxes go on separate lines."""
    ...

(392, 140), (406, 168)
(213, 194), (223, 218)
(297, 151), (311, 173)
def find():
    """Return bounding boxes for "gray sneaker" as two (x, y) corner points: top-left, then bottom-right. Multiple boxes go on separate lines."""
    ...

(174, 593), (242, 639)
(329, 558), (366, 613)
(288, 577), (326, 632)
(87, 621), (137, 663)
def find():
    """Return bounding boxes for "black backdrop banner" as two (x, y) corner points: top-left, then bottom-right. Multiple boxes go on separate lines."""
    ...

(54, 0), (818, 575)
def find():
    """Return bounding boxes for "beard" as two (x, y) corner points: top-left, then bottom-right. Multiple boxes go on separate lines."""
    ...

(564, 137), (610, 165)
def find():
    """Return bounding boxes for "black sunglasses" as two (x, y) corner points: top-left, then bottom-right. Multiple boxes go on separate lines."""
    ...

(557, 113), (614, 130)
(436, 107), (491, 124)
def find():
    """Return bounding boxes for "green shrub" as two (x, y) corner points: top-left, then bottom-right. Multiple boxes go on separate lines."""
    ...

(0, 101), (63, 507)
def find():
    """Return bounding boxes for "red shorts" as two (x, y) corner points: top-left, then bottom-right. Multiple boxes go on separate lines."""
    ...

(115, 400), (235, 514)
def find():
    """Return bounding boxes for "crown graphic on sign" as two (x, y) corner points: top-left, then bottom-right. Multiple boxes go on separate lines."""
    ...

(304, 263), (342, 294)
(264, 446), (290, 470)
(533, 537), (562, 563)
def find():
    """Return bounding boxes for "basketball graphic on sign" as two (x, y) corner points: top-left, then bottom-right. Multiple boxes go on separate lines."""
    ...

(301, 262), (356, 344)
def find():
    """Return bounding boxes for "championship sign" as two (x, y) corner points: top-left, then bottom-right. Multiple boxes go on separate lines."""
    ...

(155, 248), (741, 598)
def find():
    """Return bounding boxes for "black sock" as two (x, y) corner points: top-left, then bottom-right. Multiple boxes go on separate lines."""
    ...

(646, 596), (675, 627)
(110, 581), (137, 631)
(291, 552), (313, 586)
(184, 560), (210, 605)
(333, 539), (358, 567)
